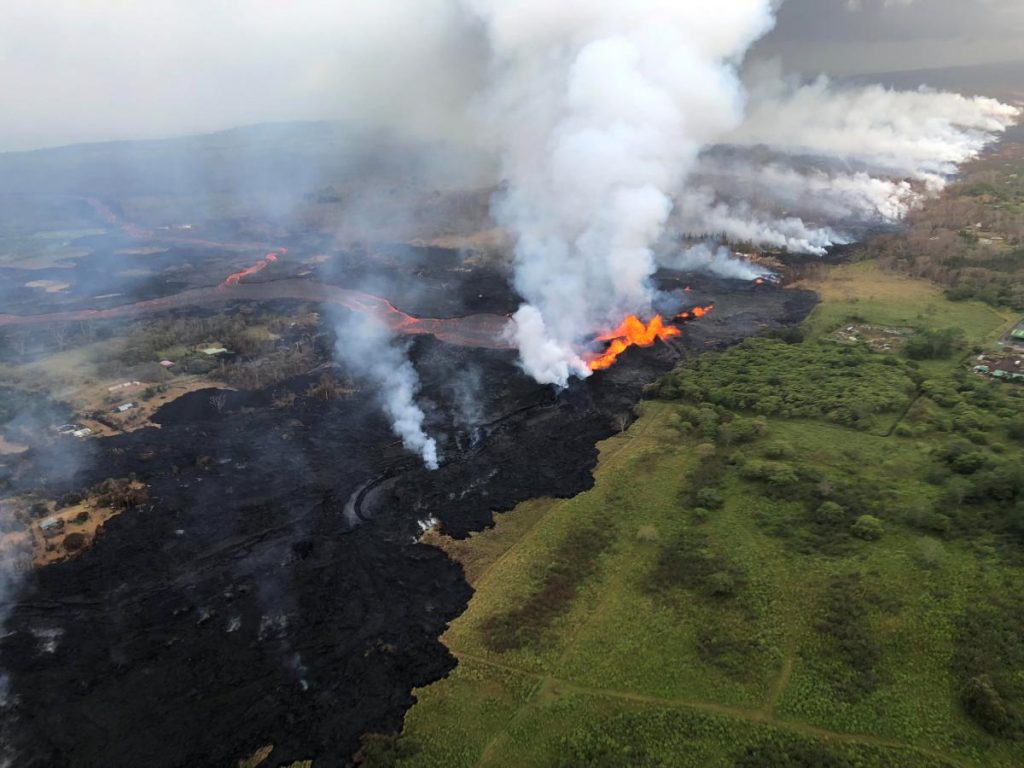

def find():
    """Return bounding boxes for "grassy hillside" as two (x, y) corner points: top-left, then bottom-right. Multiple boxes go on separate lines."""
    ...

(364, 262), (1024, 768)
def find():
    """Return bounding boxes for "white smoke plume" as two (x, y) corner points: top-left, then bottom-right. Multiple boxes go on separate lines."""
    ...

(465, 0), (778, 386)
(675, 186), (848, 256)
(457, 3), (1017, 386)
(333, 314), (439, 470)
(730, 69), (1021, 179)
(659, 242), (770, 281)
(691, 152), (922, 223)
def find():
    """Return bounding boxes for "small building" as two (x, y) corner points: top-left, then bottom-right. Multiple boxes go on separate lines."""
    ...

(72, 428), (93, 438)
(114, 403), (136, 413)
(39, 518), (65, 538)
(160, 360), (175, 368)
(56, 424), (80, 435)
(202, 347), (229, 357)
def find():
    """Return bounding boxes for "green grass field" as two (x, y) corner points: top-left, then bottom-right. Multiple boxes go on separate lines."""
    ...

(371, 262), (1024, 768)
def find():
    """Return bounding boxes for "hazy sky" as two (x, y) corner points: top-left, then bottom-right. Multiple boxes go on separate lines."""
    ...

(756, 0), (1024, 74)
(1, 0), (1021, 153)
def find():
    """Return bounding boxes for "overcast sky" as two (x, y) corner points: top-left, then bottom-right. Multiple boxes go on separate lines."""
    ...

(1, 0), (1021, 153)
(756, 0), (1024, 75)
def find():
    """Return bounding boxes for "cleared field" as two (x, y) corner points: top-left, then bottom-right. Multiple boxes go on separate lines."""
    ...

(380, 263), (1024, 768)
(798, 262), (1014, 348)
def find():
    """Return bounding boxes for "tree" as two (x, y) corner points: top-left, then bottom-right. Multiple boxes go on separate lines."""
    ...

(814, 501), (846, 526)
(696, 487), (725, 510)
(851, 515), (884, 541)
(962, 674), (1018, 737)
(695, 443), (717, 462)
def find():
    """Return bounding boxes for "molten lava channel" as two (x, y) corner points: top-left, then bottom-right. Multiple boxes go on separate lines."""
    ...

(219, 249), (287, 289)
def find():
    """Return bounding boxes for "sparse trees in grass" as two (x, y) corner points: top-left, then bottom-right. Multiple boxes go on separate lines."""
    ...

(306, 372), (351, 402)
(92, 477), (148, 510)
(696, 487), (724, 510)
(904, 327), (965, 360)
(955, 589), (1024, 740)
(816, 573), (886, 701)
(736, 740), (852, 768)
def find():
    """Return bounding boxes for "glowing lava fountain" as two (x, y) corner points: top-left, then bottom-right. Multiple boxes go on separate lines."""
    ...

(587, 315), (682, 371)
(586, 305), (716, 372)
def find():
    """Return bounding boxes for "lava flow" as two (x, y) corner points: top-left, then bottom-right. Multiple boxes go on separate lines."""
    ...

(586, 304), (716, 371)
(587, 314), (682, 371)
(676, 304), (714, 321)
(219, 249), (287, 289)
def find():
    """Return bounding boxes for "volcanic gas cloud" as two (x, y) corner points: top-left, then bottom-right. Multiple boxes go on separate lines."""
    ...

(453, 1), (1019, 387)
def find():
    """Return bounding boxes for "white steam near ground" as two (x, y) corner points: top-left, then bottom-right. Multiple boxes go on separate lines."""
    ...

(332, 314), (439, 471)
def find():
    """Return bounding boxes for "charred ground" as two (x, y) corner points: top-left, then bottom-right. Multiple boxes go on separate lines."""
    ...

(0, 256), (813, 766)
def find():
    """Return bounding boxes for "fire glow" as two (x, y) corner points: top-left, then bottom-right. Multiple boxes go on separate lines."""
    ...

(677, 304), (714, 321)
(587, 315), (681, 371)
(586, 304), (715, 372)
(219, 248), (287, 289)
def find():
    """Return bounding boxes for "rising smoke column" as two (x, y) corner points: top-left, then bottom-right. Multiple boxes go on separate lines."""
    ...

(459, 1), (1018, 386)
(731, 72), (1021, 181)
(334, 314), (439, 470)
(465, 0), (779, 386)
(671, 76), (1019, 255)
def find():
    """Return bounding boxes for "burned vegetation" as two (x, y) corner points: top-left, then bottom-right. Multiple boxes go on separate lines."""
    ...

(0, 226), (816, 768)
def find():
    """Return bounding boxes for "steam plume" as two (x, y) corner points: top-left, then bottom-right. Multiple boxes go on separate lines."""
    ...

(466, 0), (777, 386)
(731, 71), (1021, 179)
(459, 3), (1017, 386)
(659, 242), (769, 281)
(333, 314), (439, 470)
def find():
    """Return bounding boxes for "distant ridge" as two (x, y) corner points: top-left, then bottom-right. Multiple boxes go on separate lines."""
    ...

(846, 58), (1024, 102)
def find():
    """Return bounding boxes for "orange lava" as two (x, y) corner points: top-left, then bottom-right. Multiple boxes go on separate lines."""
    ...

(0, 280), (514, 350)
(676, 304), (714, 321)
(587, 315), (682, 371)
(219, 249), (287, 289)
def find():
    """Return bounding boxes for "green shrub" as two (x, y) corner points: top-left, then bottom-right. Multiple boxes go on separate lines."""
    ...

(813, 501), (847, 526)
(851, 515), (884, 541)
(904, 327), (964, 360)
(653, 339), (916, 429)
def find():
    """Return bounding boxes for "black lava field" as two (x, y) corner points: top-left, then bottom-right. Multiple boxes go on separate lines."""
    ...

(0, 244), (815, 766)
